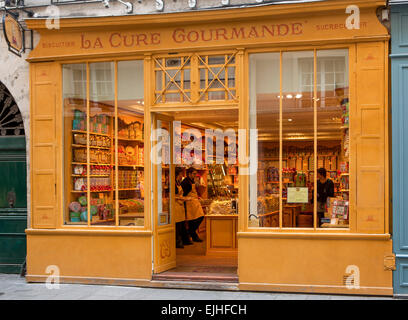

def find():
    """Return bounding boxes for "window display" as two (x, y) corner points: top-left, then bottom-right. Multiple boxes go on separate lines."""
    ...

(63, 60), (145, 226)
(249, 49), (350, 229)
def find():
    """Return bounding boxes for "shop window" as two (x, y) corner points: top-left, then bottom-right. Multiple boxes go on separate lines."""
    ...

(63, 60), (145, 227)
(153, 52), (237, 105)
(249, 49), (350, 230)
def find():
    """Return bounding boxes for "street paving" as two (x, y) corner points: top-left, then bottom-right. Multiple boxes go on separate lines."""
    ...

(0, 274), (393, 300)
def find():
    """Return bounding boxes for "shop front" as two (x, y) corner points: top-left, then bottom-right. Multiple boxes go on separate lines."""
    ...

(26, 0), (393, 295)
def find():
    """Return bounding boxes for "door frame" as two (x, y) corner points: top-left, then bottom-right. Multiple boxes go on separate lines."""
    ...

(151, 112), (177, 274)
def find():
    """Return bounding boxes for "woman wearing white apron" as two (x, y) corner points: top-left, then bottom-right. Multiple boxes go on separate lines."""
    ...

(181, 167), (204, 242)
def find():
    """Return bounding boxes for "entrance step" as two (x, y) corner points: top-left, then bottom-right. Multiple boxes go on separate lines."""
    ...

(150, 279), (239, 291)
(152, 272), (238, 283)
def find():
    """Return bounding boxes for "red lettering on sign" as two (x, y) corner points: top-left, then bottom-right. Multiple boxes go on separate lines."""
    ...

(136, 34), (148, 46)
(151, 33), (161, 45)
(109, 33), (121, 47)
(215, 28), (228, 41)
(248, 26), (259, 38)
(123, 35), (134, 47)
(261, 25), (275, 37)
(187, 31), (199, 42)
(93, 37), (103, 49)
(292, 23), (303, 35)
(277, 24), (289, 36)
(230, 27), (245, 40)
(201, 29), (213, 41)
(80, 34), (91, 49)
(173, 28), (185, 43)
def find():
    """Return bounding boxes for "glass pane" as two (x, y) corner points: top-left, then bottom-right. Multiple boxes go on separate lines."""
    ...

(63, 64), (87, 225)
(183, 69), (191, 90)
(282, 51), (314, 229)
(157, 119), (171, 226)
(155, 71), (162, 92)
(89, 62), (116, 226)
(208, 55), (225, 65)
(317, 49), (349, 229)
(117, 60), (145, 227)
(200, 69), (206, 89)
(228, 67), (236, 88)
(166, 57), (181, 68)
(165, 93), (180, 102)
(208, 91), (225, 100)
(249, 52), (280, 228)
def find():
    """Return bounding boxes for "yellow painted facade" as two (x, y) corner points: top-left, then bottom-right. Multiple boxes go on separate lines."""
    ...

(26, 0), (393, 295)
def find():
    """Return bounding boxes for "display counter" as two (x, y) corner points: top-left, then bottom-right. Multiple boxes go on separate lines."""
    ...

(206, 214), (238, 256)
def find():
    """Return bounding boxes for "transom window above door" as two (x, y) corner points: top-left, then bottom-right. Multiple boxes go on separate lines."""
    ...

(153, 52), (238, 105)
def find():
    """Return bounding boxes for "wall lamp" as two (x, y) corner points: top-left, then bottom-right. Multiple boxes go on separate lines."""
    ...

(102, 0), (133, 13)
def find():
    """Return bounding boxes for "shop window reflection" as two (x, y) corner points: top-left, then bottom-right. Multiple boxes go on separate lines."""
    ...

(63, 60), (145, 227)
(317, 49), (349, 229)
(249, 49), (350, 230)
(117, 60), (145, 227)
(63, 63), (88, 225)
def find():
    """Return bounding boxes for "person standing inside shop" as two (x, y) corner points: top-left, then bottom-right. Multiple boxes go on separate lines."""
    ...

(181, 167), (204, 243)
(175, 167), (192, 248)
(317, 168), (334, 226)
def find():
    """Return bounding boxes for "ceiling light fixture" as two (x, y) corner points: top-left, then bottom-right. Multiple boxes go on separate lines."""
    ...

(286, 94), (293, 99)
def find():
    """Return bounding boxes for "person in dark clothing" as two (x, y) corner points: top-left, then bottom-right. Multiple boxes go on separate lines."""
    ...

(175, 167), (192, 248)
(317, 167), (335, 226)
(181, 167), (205, 242)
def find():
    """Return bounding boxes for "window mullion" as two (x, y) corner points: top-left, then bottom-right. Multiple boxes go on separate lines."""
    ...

(279, 51), (283, 230)
(114, 61), (119, 227)
(191, 54), (199, 103)
(86, 62), (90, 227)
(313, 49), (317, 230)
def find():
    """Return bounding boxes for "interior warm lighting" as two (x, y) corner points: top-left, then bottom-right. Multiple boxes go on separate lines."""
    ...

(286, 94), (293, 99)
(288, 118), (293, 122)
(295, 94), (303, 99)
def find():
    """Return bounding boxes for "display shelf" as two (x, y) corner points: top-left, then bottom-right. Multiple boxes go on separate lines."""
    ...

(72, 174), (110, 177)
(340, 189), (350, 192)
(65, 221), (87, 225)
(118, 137), (144, 143)
(72, 162), (112, 166)
(91, 219), (115, 225)
(118, 164), (144, 168)
(71, 144), (111, 150)
(72, 129), (111, 137)
(71, 190), (112, 193)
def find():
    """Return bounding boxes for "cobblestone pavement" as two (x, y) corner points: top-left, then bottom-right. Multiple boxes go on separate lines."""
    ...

(0, 274), (393, 300)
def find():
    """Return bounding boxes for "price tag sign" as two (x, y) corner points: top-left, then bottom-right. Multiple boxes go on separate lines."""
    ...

(287, 187), (308, 203)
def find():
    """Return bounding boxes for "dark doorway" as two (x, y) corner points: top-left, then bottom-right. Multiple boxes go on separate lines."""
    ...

(0, 82), (27, 274)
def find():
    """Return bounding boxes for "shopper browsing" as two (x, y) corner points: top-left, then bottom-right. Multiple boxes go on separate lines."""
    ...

(317, 168), (334, 226)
